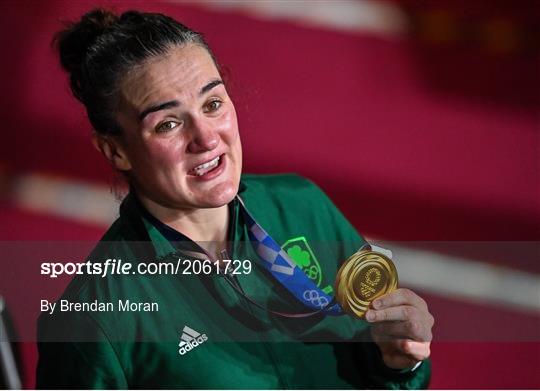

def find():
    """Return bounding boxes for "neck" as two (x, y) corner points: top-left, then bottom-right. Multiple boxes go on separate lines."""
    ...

(137, 194), (230, 258)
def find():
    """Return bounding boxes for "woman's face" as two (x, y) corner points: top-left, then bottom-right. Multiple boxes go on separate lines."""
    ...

(114, 44), (242, 210)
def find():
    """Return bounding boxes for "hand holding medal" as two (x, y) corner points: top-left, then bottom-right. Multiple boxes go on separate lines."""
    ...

(335, 246), (434, 370)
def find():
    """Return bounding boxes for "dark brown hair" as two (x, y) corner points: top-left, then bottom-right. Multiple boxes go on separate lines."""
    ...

(53, 8), (216, 135)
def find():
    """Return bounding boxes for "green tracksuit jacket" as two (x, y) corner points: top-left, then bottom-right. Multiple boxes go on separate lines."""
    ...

(36, 174), (431, 389)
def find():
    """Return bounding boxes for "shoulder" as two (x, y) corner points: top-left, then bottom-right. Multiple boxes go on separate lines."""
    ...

(99, 217), (125, 241)
(54, 218), (132, 298)
(240, 173), (331, 208)
(241, 172), (319, 191)
(38, 216), (148, 332)
(240, 173), (363, 244)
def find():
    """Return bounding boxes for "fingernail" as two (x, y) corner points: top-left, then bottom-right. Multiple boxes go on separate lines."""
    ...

(366, 311), (375, 321)
(373, 300), (381, 309)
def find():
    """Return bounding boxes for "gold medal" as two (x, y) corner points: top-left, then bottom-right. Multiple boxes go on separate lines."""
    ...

(335, 249), (398, 319)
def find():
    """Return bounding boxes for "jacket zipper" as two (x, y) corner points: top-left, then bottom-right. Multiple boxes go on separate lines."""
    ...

(229, 270), (288, 390)
(225, 200), (288, 389)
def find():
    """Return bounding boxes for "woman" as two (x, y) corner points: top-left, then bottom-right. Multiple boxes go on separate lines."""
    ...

(37, 9), (433, 389)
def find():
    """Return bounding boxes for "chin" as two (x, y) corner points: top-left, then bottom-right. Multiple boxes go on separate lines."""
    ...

(195, 178), (239, 208)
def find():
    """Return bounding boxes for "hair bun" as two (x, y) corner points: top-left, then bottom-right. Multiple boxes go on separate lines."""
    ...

(54, 8), (119, 81)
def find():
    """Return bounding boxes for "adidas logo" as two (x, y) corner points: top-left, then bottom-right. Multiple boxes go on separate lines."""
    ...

(178, 325), (208, 355)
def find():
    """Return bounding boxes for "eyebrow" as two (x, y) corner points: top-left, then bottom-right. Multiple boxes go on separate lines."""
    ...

(139, 101), (179, 121)
(200, 79), (223, 95)
(138, 79), (224, 122)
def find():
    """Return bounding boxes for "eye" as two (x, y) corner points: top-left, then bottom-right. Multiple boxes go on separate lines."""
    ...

(203, 99), (223, 113)
(155, 120), (181, 133)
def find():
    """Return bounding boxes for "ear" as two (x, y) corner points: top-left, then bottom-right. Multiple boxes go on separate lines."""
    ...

(91, 133), (132, 171)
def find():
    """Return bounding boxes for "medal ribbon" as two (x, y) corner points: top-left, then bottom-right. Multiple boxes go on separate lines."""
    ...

(237, 196), (343, 315)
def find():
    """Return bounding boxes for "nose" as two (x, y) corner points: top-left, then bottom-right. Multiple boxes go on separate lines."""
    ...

(186, 115), (220, 153)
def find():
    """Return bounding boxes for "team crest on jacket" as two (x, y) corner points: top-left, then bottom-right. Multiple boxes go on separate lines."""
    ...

(282, 236), (333, 294)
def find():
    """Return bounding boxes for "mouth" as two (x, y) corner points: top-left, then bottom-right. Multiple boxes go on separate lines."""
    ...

(187, 154), (225, 179)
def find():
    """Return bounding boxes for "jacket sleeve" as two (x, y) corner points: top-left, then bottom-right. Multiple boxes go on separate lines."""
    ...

(331, 323), (431, 389)
(36, 312), (128, 389)
(353, 331), (431, 389)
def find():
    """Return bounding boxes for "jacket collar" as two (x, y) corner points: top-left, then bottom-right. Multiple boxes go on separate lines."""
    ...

(118, 180), (248, 260)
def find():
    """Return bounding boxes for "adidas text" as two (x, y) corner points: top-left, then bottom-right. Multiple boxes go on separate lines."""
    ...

(178, 326), (208, 355)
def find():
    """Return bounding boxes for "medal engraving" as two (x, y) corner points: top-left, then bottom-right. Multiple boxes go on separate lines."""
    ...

(335, 249), (398, 318)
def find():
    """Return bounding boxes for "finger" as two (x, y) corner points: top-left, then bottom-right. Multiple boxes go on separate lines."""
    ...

(371, 320), (432, 342)
(371, 323), (400, 343)
(372, 288), (428, 311)
(366, 305), (417, 323)
(376, 338), (431, 363)
(398, 339), (431, 361)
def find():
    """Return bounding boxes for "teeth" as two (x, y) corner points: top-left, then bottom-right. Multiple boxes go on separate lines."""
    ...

(194, 156), (220, 176)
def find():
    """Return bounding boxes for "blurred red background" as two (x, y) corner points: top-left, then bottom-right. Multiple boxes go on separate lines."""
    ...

(0, 0), (538, 388)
